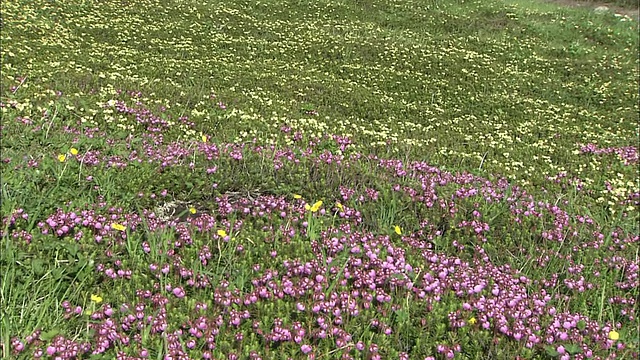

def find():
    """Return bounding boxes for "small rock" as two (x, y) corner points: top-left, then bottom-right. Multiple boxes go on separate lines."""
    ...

(594, 6), (609, 14)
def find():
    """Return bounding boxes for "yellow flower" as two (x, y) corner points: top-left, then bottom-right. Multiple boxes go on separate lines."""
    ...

(394, 225), (402, 235)
(70, 148), (79, 155)
(111, 223), (126, 231)
(217, 229), (227, 237)
(201, 134), (208, 143)
(608, 330), (620, 341)
(336, 202), (344, 211)
(91, 294), (103, 304)
(57, 154), (66, 162)
(310, 200), (323, 212)
(293, 194), (302, 199)
(189, 207), (197, 214)
(468, 317), (477, 325)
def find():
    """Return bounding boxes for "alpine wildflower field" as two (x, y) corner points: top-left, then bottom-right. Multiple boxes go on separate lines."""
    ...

(1, 0), (638, 359)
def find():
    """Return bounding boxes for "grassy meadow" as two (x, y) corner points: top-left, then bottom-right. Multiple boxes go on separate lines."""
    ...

(1, 0), (638, 358)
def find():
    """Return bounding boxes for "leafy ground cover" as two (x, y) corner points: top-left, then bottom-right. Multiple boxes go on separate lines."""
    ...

(0, 0), (638, 359)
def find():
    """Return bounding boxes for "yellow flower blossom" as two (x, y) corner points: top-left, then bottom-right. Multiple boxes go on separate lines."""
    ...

(57, 154), (66, 162)
(609, 330), (620, 341)
(468, 317), (477, 325)
(394, 225), (402, 235)
(217, 229), (228, 237)
(111, 223), (126, 231)
(70, 148), (79, 155)
(293, 194), (302, 199)
(310, 200), (323, 212)
(189, 207), (197, 214)
(201, 134), (208, 143)
(91, 294), (103, 304)
(336, 202), (344, 211)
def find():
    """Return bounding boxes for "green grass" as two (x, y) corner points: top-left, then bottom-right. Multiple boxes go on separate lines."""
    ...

(575, 0), (638, 8)
(1, 0), (638, 358)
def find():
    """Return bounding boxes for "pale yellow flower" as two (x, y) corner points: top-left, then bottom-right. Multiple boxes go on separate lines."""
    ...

(609, 330), (620, 341)
(293, 194), (302, 199)
(91, 294), (103, 304)
(468, 317), (477, 325)
(394, 225), (402, 235)
(217, 229), (227, 237)
(189, 207), (197, 214)
(336, 202), (344, 211)
(57, 154), (66, 162)
(70, 148), (79, 155)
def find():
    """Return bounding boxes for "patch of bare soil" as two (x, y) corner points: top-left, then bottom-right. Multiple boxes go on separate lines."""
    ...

(540, 0), (639, 21)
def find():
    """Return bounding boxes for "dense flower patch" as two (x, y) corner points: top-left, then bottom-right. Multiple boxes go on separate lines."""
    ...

(2, 96), (638, 358)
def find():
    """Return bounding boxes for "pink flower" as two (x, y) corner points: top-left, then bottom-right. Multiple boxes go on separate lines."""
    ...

(172, 287), (186, 298)
(46, 346), (56, 356)
(301, 344), (312, 354)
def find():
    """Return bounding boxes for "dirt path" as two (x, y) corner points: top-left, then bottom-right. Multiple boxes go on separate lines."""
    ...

(540, 0), (639, 21)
